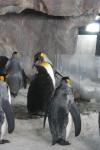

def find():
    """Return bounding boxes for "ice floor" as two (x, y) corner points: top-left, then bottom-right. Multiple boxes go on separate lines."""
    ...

(0, 88), (100, 150)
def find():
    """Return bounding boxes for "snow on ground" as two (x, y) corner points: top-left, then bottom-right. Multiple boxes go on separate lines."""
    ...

(0, 88), (100, 150)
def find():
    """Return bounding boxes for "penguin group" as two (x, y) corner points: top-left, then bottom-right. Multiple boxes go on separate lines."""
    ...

(27, 51), (81, 145)
(1, 51), (99, 146)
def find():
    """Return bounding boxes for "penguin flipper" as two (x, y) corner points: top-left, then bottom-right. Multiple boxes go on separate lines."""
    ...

(69, 102), (81, 137)
(43, 110), (48, 128)
(99, 112), (100, 132)
(43, 98), (52, 128)
(2, 99), (15, 133)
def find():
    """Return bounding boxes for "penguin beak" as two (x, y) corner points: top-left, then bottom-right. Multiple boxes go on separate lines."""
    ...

(34, 58), (53, 67)
(33, 53), (53, 66)
(69, 102), (81, 136)
(43, 56), (53, 66)
(2, 99), (15, 133)
(34, 53), (53, 66)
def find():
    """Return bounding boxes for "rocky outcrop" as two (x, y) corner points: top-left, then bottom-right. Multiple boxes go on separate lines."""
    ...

(0, 0), (100, 17)
(0, 13), (77, 75)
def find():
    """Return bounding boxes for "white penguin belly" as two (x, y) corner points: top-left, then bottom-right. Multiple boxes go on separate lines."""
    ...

(66, 112), (73, 139)
(7, 86), (11, 104)
(46, 66), (55, 88)
(0, 114), (7, 140)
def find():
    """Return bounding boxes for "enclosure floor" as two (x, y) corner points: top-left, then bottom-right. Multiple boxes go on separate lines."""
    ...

(0, 88), (100, 150)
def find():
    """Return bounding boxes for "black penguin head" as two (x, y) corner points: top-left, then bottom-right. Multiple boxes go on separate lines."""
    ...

(34, 52), (42, 63)
(12, 51), (18, 56)
(62, 76), (70, 81)
(34, 52), (53, 66)
(12, 51), (21, 58)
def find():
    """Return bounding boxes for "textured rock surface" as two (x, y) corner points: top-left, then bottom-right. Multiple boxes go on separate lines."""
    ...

(0, 0), (99, 79)
(0, 10), (98, 76)
(0, 12), (78, 75)
(0, 0), (100, 16)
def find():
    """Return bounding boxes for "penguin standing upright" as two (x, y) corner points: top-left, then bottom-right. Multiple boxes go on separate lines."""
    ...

(0, 76), (15, 144)
(48, 77), (81, 145)
(27, 52), (55, 115)
(5, 51), (27, 97)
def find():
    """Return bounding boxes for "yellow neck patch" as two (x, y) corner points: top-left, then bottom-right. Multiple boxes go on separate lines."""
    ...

(37, 61), (55, 87)
(16, 53), (21, 58)
(39, 61), (51, 68)
(65, 79), (72, 85)
(0, 76), (4, 81)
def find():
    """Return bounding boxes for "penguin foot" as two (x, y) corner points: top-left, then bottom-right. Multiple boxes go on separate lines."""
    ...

(56, 139), (71, 146)
(52, 140), (56, 145)
(11, 92), (17, 97)
(28, 111), (44, 117)
(0, 139), (10, 144)
(37, 111), (45, 117)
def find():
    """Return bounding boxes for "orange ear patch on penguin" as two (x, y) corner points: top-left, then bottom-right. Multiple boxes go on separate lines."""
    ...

(0, 76), (5, 81)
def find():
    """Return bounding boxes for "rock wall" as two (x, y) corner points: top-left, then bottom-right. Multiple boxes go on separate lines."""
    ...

(0, 0), (100, 16)
(0, 0), (100, 76)
(0, 13), (76, 74)
(0, 11), (93, 75)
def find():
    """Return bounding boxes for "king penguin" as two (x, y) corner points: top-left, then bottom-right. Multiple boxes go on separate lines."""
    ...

(0, 75), (15, 144)
(47, 77), (81, 145)
(5, 51), (27, 97)
(27, 52), (55, 115)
